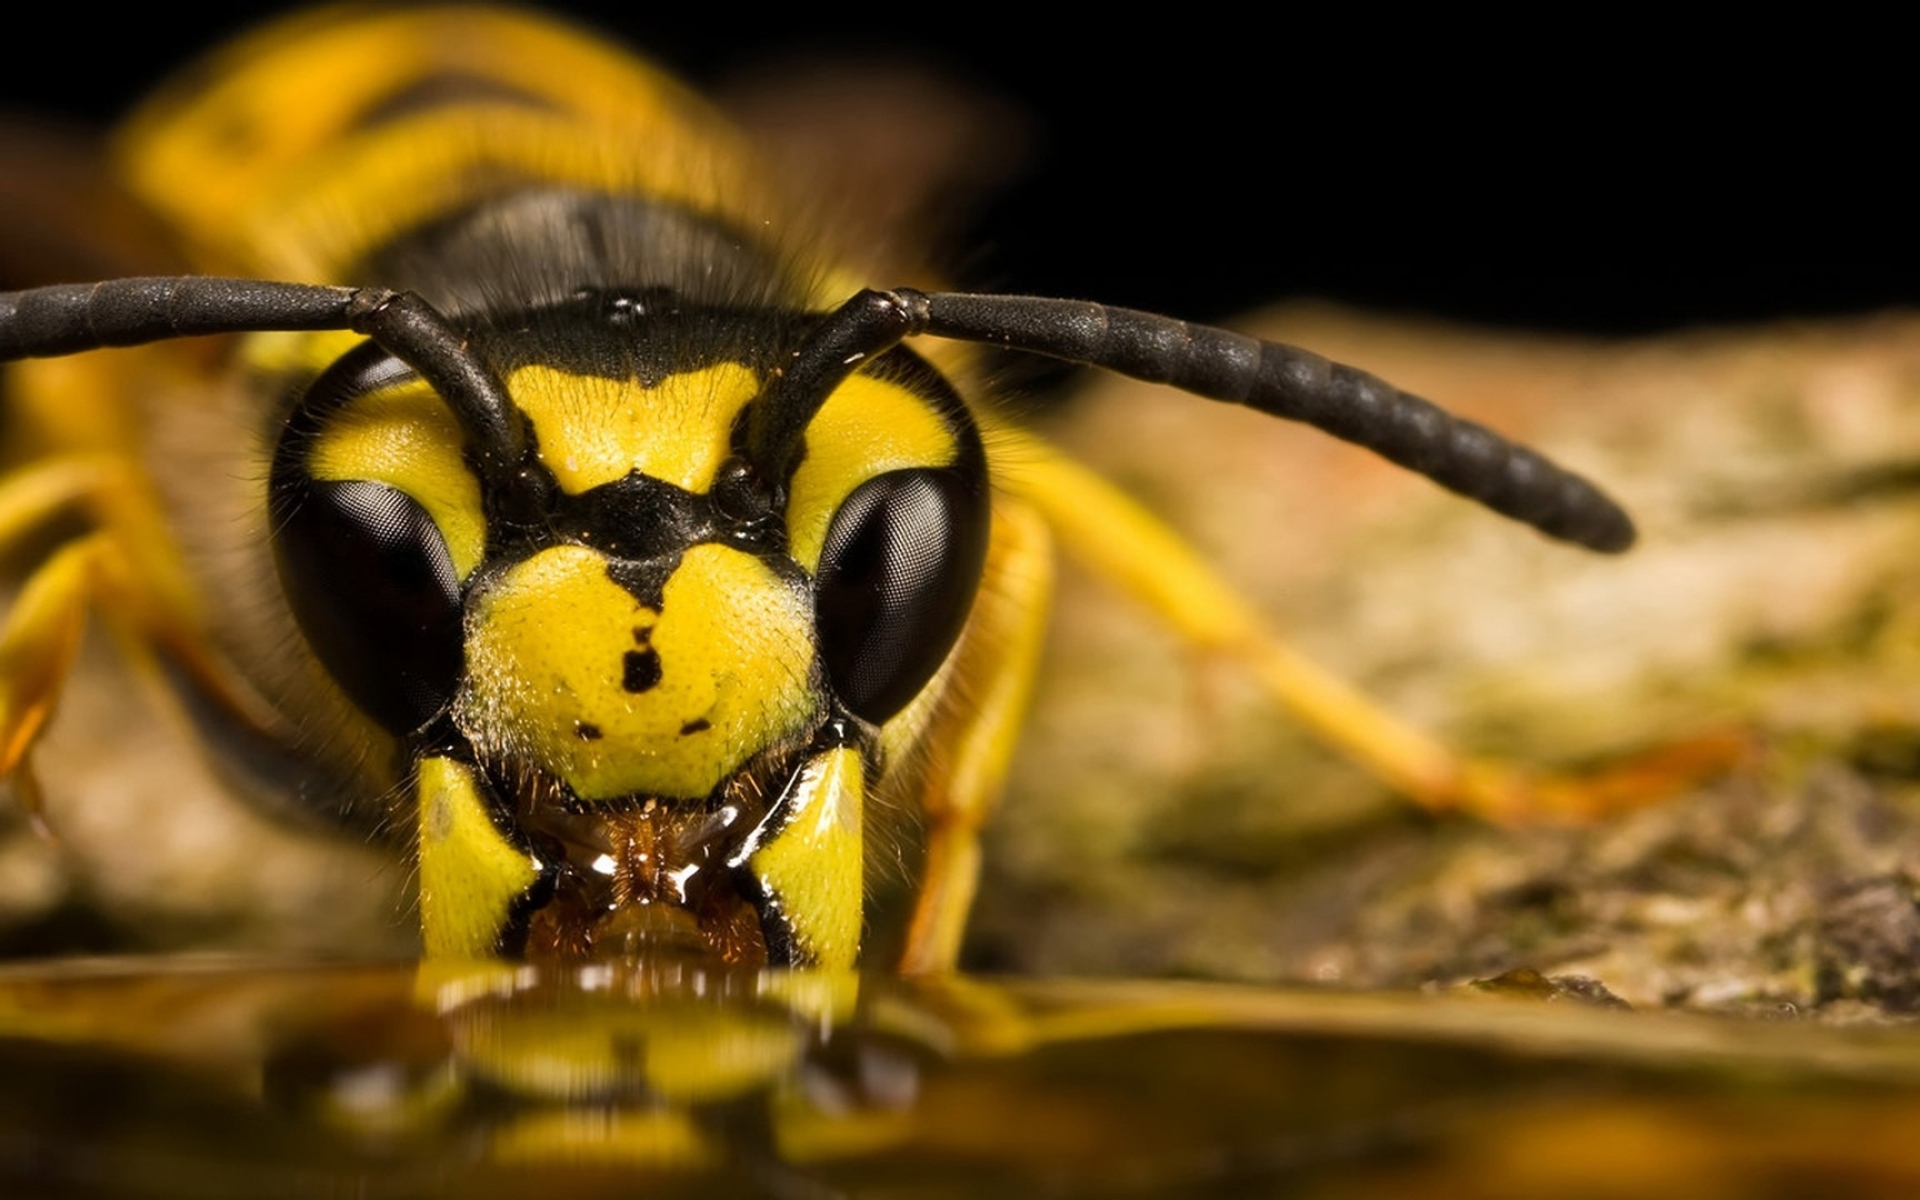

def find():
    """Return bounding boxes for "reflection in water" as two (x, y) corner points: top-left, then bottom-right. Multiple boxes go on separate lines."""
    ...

(6, 958), (1920, 1196)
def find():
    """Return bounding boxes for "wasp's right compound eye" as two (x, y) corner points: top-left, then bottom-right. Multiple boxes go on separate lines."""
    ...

(269, 342), (474, 735)
(273, 477), (465, 734)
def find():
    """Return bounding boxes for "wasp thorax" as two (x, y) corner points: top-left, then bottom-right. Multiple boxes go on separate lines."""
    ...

(457, 543), (819, 802)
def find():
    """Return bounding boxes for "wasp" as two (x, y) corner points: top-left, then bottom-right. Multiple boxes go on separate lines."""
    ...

(0, 8), (1633, 972)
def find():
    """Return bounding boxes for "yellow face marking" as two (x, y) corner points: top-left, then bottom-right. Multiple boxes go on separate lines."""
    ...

(308, 379), (487, 581)
(786, 374), (960, 573)
(509, 363), (760, 496)
(745, 747), (865, 970)
(460, 543), (817, 801)
(417, 756), (540, 960)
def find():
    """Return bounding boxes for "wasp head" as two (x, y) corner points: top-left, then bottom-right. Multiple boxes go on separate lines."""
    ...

(267, 292), (990, 966)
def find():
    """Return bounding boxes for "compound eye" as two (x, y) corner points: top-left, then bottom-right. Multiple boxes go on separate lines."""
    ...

(274, 478), (466, 734)
(815, 468), (989, 724)
(270, 341), (481, 735)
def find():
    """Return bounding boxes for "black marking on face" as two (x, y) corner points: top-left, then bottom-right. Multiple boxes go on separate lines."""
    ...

(565, 473), (712, 564)
(679, 718), (711, 736)
(568, 468), (798, 610)
(622, 647), (662, 694)
(575, 722), (603, 741)
(622, 625), (663, 693)
(604, 556), (676, 612)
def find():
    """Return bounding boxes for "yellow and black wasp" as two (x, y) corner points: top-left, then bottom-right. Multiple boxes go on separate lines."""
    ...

(0, 7), (1636, 972)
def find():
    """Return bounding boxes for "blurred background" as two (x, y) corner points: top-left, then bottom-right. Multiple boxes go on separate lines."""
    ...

(0, 3), (1906, 335)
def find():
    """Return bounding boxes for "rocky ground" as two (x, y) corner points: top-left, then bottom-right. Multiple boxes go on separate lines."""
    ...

(967, 306), (1920, 1019)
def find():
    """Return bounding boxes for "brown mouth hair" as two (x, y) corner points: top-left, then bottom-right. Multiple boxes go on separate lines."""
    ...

(505, 757), (786, 966)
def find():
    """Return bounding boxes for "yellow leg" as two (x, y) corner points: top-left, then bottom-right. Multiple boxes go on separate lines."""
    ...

(0, 534), (114, 823)
(0, 455), (197, 626)
(0, 455), (276, 819)
(0, 461), (141, 820)
(899, 496), (1056, 974)
(987, 421), (1730, 825)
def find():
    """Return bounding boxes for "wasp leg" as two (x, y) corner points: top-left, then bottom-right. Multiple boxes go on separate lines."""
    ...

(0, 456), (273, 819)
(987, 421), (1726, 825)
(0, 532), (119, 824)
(900, 496), (1055, 974)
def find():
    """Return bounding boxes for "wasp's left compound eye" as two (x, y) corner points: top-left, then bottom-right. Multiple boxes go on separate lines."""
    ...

(814, 468), (989, 724)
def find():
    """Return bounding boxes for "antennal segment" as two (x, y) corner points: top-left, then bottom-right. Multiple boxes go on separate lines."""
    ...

(896, 289), (1635, 553)
(0, 277), (369, 357)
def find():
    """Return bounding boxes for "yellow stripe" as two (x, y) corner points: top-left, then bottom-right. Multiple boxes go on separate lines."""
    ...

(747, 747), (864, 969)
(417, 756), (538, 959)
(115, 7), (765, 277)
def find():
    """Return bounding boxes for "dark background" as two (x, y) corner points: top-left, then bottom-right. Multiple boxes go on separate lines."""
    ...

(0, 5), (1907, 336)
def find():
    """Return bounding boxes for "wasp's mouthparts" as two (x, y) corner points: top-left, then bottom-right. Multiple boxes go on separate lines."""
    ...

(515, 785), (774, 966)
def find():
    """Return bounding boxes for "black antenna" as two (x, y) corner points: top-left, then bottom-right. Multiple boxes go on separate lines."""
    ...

(0, 276), (1636, 552)
(749, 289), (1635, 553)
(748, 290), (919, 487)
(0, 277), (525, 486)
